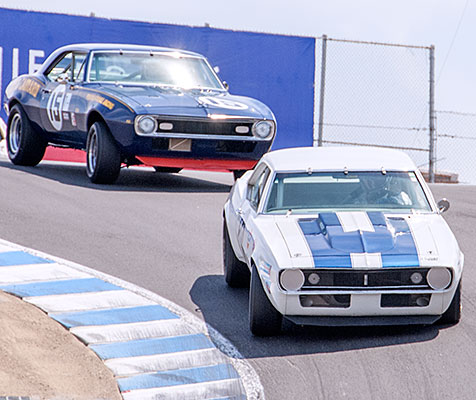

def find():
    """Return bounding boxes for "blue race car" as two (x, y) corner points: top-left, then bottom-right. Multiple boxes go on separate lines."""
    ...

(3, 43), (276, 183)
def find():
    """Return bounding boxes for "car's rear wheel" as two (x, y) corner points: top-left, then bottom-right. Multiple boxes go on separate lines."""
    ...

(6, 104), (46, 166)
(249, 264), (282, 336)
(223, 219), (250, 288)
(439, 282), (461, 325)
(86, 121), (121, 184)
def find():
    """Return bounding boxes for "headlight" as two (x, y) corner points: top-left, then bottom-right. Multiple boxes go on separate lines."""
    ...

(427, 268), (452, 290)
(280, 269), (305, 291)
(252, 120), (274, 139)
(135, 116), (157, 135)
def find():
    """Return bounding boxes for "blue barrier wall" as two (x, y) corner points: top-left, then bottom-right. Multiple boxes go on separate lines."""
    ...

(0, 7), (315, 149)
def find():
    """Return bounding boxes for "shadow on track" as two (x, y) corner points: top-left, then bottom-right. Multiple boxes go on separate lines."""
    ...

(190, 274), (442, 358)
(0, 160), (232, 193)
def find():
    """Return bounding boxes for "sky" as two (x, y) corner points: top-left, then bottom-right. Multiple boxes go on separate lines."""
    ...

(0, 0), (472, 113)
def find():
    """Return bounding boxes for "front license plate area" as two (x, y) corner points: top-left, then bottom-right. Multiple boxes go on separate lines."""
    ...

(169, 138), (191, 152)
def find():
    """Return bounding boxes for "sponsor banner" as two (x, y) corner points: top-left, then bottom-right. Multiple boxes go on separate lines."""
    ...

(0, 7), (315, 151)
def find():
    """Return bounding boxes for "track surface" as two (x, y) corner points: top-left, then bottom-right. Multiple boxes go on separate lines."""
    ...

(1, 160), (475, 400)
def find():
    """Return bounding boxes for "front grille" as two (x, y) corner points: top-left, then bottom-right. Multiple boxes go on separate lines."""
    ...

(156, 118), (254, 137)
(381, 294), (431, 307)
(300, 268), (430, 291)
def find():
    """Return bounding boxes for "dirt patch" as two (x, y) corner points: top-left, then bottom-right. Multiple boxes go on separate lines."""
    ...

(0, 291), (122, 400)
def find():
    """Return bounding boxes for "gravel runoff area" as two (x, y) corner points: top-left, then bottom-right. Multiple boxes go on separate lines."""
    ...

(0, 290), (121, 400)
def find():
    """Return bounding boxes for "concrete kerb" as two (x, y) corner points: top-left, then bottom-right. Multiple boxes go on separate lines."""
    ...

(0, 237), (265, 400)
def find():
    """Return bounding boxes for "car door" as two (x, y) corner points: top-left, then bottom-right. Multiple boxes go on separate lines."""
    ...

(39, 51), (87, 145)
(235, 164), (271, 262)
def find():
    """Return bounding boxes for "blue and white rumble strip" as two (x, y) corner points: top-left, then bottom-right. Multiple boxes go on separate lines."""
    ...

(0, 239), (263, 400)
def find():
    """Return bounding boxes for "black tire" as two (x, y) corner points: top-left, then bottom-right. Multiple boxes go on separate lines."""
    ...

(153, 166), (182, 173)
(6, 104), (46, 166)
(223, 219), (250, 288)
(249, 264), (282, 336)
(86, 121), (121, 184)
(439, 282), (461, 325)
(233, 170), (247, 180)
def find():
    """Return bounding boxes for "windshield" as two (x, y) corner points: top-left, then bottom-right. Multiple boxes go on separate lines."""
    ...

(265, 171), (432, 214)
(88, 51), (223, 89)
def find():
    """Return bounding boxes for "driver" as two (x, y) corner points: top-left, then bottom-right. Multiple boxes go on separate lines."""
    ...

(347, 174), (412, 206)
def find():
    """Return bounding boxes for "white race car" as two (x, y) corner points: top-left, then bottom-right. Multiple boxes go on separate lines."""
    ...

(223, 146), (463, 335)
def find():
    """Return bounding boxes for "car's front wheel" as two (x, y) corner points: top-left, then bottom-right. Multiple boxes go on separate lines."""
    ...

(249, 264), (282, 336)
(223, 219), (250, 288)
(86, 121), (121, 184)
(6, 104), (46, 166)
(439, 282), (461, 325)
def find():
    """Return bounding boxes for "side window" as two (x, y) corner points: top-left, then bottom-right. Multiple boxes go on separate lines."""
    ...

(46, 52), (72, 82)
(247, 166), (271, 210)
(72, 53), (87, 82)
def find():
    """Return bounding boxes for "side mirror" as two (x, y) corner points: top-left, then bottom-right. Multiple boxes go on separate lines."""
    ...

(56, 73), (69, 84)
(222, 81), (229, 90)
(437, 198), (450, 213)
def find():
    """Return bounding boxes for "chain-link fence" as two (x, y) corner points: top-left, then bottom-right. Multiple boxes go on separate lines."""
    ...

(435, 110), (476, 183)
(314, 36), (442, 181)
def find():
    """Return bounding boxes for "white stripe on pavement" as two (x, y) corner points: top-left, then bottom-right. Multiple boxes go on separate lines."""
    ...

(25, 290), (156, 313)
(71, 319), (194, 345)
(106, 348), (228, 376)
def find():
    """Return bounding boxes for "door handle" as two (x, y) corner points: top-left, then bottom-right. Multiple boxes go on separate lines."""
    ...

(42, 88), (51, 94)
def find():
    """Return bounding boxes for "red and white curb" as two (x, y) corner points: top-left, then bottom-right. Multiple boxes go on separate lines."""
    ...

(0, 238), (264, 400)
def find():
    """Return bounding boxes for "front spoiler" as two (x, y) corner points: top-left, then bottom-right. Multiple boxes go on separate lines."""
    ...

(136, 156), (257, 171)
(285, 314), (441, 327)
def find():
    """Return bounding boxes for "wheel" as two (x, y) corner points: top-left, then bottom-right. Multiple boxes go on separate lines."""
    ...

(439, 282), (461, 325)
(153, 166), (182, 173)
(223, 219), (250, 288)
(249, 264), (282, 336)
(233, 170), (247, 180)
(86, 121), (121, 184)
(6, 104), (46, 166)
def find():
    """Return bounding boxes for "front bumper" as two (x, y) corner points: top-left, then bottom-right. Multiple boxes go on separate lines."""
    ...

(266, 280), (459, 321)
(108, 120), (272, 170)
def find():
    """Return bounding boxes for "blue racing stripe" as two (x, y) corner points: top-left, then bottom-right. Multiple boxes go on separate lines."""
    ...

(0, 278), (121, 297)
(117, 363), (240, 392)
(51, 304), (178, 328)
(0, 251), (53, 266)
(91, 333), (212, 360)
(299, 212), (420, 268)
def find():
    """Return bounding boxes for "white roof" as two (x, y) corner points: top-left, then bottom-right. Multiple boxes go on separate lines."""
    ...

(261, 146), (418, 172)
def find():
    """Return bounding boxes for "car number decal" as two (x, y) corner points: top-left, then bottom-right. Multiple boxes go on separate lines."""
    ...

(46, 85), (67, 131)
(198, 96), (248, 110)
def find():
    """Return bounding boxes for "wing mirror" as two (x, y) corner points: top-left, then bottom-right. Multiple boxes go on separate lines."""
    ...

(56, 73), (69, 84)
(222, 81), (229, 90)
(437, 198), (450, 213)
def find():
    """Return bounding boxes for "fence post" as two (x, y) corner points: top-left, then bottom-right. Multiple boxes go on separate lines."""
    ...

(429, 45), (436, 183)
(316, 34), (328, 147)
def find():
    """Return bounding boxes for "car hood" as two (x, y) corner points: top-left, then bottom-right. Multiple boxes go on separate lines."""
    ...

(262, 211), (460, 269)
(89, 84), (273, 119)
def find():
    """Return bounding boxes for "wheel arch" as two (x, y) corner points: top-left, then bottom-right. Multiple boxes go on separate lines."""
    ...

(86, 110), (108, 131)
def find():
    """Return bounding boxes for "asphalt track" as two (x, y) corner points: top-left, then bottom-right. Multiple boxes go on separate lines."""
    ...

(1, 158), (476, 400)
